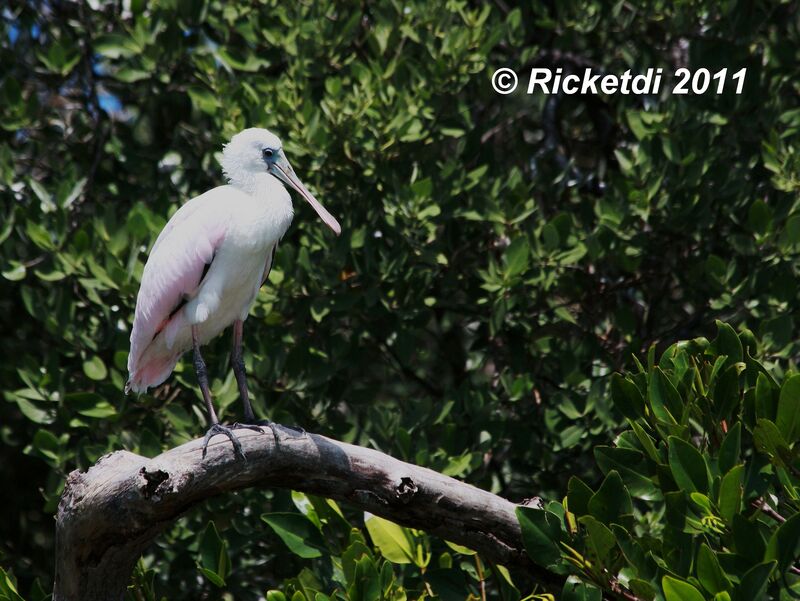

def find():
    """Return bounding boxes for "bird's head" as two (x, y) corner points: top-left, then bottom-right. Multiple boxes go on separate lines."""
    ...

(221, 128), (341, 235)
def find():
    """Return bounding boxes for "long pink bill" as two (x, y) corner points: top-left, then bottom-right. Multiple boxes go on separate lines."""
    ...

(275, 164), (341, 236)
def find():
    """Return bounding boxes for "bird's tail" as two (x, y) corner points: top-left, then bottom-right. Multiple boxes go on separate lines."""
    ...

(126, 351), (183, 394)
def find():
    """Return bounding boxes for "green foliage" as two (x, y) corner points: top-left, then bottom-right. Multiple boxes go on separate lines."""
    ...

(213, 493), (487, 600)
(363, 515), (427, 567)
(517, 323), (800, 600)
(2, 0), (800, 599)
(197, 520), (231, 587)
(0, 569), (24, 601)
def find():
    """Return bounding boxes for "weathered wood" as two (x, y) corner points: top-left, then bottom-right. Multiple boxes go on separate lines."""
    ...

(54, 425), (558, 600)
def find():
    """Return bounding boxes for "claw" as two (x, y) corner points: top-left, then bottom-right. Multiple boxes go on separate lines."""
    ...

(281, 424), (306, 439)
(231, 422), (266, 434)
(251, 419), (282, 445)
(201, 421), (306, 460)
(252, 420), (306, 442)
(201, 423), (262, 460)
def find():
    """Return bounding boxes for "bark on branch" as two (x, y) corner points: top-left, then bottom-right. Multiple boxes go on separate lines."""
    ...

(54, 425), (560, 600)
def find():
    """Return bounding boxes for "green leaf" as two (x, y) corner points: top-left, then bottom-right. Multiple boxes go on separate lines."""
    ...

(748, 199), (772, 234)
(490, 563), (519, 600)
(443, 540), (476, 555)
(351, 556), (381, 600)
(615, 148), (634, 174)
(198, 567), (225, 588)
(696, 543), (731, 594)
(294, 568), (323, 599)
(626, 110), (650, 140)
(310, 299), (330, 323)
(32, 428), (60, 463)
(668, 436), (710, 494)
(26, 221), (55, 250)
(93, 33), (139, 58)
(753, 418), (791, 464)
(567, 476), (594, 516)
(734, 561), (775, 601)
(712, 364), (741, 420)
(775, 373), (800, 443)
(60, 177), (87, 210)
(262, 513), (326, 559)
(690, 492), (714, 514)
(712, 321), (743, 367)
(364, 514), (414, 564)
(516, 506), (563, 568)
(342, 535), (372, 588)
(187, 85), (219, 114)
(67, 393), (116, 419)
(662, 576), (705, 601)
(629, 579), (657, 600)
(718, 465), (743, 523)
(732, 514), (766, 563)
(588, 470), (633, 527)
(348, 554), (381, 601)
(562, 577), (602, 601)
(504, 237), (529, 277)
(629, 419), (661, 463)
(613, 524), (657, 581)
(611, 373), (645, 419)
(2, 262), (26, 281)
(766, 512), (800, 574)
(649, 367), (680, 424)
(578, 515), (616, 568)
(0, 568), (24, 601)
(718, 422), (741, 475)
(15, 397), (54, 424)
(82, 356), (108, 381)
(197, 521), (228, 587)
(593, 446), (660, 500)
(755, 372), (777, 421)
(29, 179), (55, 212)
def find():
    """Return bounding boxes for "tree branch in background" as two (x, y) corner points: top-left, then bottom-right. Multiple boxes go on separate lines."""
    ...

(54, 426), (562, 601)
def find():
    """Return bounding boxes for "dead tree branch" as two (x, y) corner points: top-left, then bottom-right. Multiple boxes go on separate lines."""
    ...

(54, 425), (561, 600)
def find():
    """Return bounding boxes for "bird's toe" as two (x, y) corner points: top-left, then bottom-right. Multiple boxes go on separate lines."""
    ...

(201, 423), (247, 461)
(231, 422), (267, 434)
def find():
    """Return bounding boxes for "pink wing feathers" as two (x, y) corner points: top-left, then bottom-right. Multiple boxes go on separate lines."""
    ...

(126, 189), (230, 393)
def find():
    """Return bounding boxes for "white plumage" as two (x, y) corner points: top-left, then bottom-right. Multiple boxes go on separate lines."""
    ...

(126, 128), (339, 396)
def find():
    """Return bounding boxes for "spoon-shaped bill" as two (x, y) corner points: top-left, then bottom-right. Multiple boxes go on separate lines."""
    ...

(273, 162), (341, 235)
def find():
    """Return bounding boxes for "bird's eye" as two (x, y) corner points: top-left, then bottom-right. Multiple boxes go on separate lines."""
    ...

(262, 148), (274, 159)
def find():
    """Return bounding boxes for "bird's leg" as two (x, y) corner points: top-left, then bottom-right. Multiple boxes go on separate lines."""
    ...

(230, 320), (303, 442)
(229, 319), (275, 439)
(193, 325), (247, 460)
(193, 325), (218, 425)
(232, 319), (256, 422)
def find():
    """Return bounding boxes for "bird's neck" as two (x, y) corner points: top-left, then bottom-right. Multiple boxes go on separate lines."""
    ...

(230, 172), (294, 231)
(230, 172), (282, 198)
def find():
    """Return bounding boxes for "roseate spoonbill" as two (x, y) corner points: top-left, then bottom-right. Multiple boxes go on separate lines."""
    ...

(126, 128), (340, 459)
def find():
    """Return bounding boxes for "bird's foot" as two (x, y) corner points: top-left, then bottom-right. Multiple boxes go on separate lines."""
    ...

(201, 422), (265, 460)
(281, 424), (306, 439)
(230, 422), (267, 434)
(244, 419), (280, 445)
(247, 419), (306, 441)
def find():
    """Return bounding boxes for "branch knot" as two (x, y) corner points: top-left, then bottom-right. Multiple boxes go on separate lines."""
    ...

(395, 476), (418, 504)
(139, 467), (170, 501)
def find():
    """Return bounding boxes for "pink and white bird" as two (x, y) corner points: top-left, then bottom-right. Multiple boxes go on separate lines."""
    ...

(126, 128), (340, 458)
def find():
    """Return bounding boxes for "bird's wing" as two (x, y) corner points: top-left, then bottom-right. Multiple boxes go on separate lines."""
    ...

(127, 187), (233, 376)
(261, 243), (278, 286)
